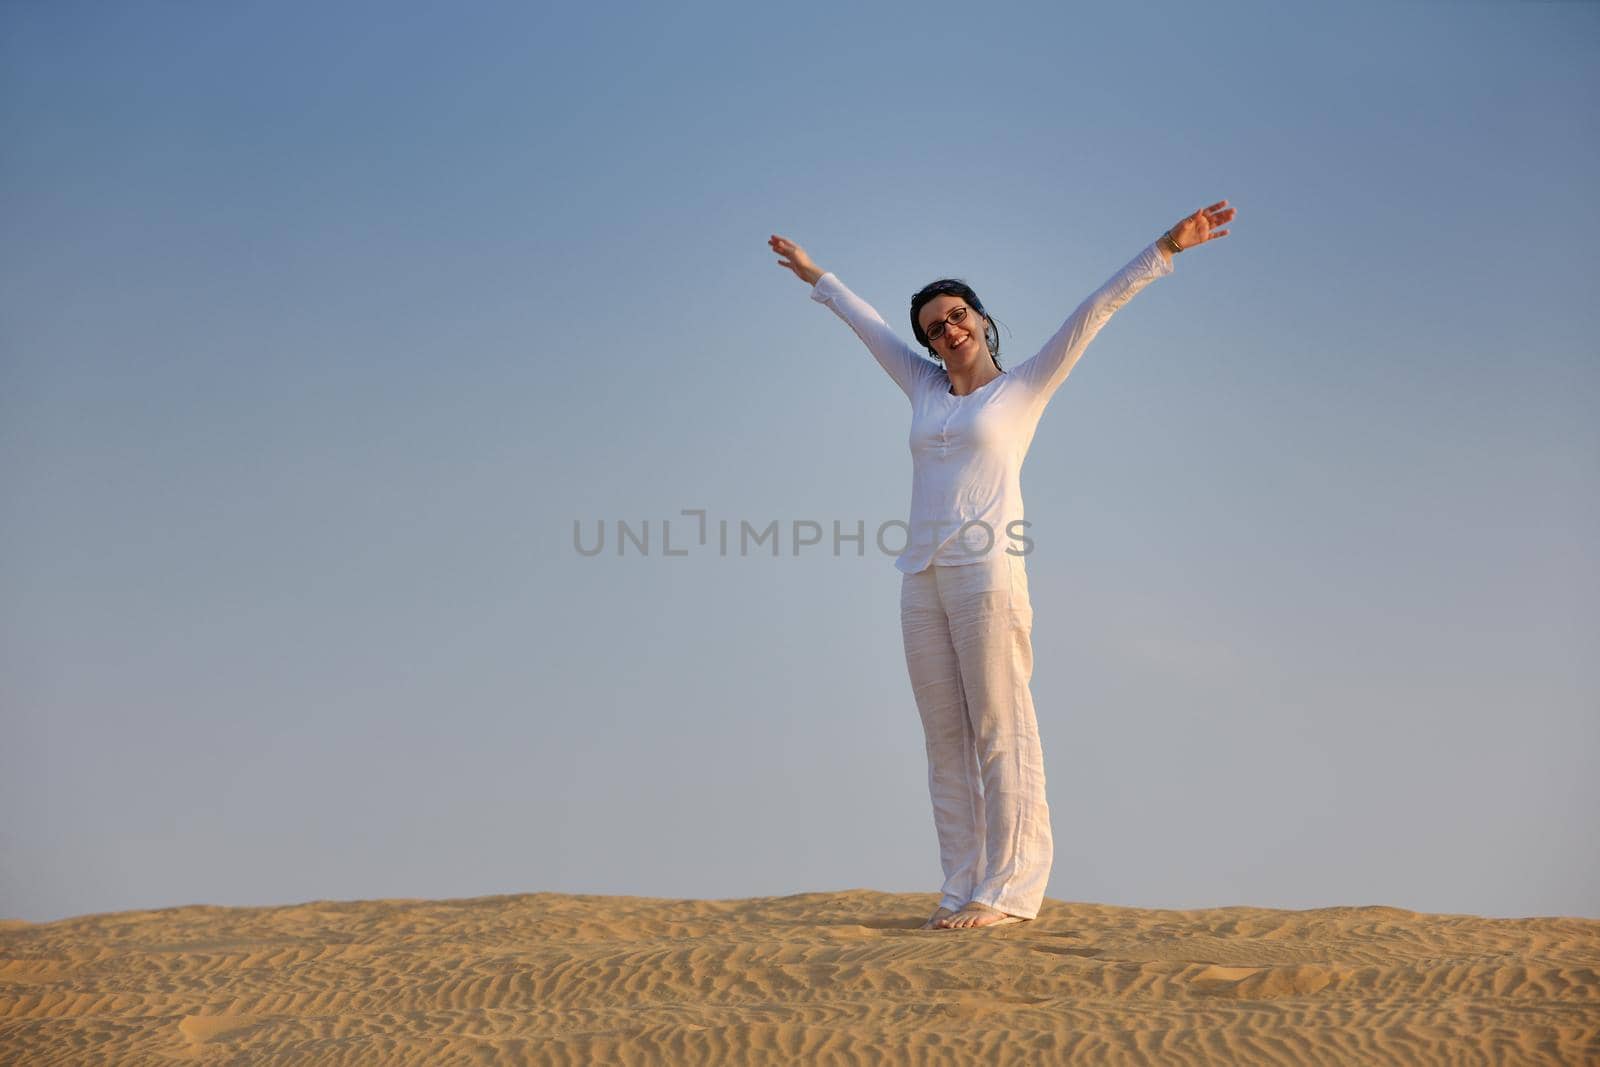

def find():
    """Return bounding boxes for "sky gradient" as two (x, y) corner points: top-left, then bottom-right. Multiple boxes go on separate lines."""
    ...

(3, 1), (1597, 923)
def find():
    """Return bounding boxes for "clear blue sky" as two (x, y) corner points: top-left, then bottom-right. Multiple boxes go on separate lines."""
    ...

(4, 1), (1596, 923)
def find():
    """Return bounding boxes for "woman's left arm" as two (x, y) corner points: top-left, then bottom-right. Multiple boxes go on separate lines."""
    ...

(1011, 200), (1236, 402)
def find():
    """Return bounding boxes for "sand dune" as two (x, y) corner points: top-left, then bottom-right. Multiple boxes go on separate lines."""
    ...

(3, 890), (1597, 1065)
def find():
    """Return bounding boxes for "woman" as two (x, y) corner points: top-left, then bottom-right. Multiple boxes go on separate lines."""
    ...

(768, 201), (1235, 930)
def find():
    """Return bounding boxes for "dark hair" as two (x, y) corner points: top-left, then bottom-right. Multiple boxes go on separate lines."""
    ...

(910, 279), (1002, 369)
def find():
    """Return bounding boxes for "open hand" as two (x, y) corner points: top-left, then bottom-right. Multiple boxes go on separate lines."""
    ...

(1169, 200), (1236, 250)
(768, 234), (825, 286)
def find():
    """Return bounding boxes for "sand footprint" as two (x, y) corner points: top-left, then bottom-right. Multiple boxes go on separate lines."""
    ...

(178, 1014), (261, 1045)
(1189, 963), (1338, 998)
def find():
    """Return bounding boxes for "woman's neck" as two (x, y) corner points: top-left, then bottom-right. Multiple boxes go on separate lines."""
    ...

(947, 360), (1002, 396)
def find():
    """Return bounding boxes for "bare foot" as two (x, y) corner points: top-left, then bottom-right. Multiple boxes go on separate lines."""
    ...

(936, 902), (1028, 929)
(920, 906), (957, 930)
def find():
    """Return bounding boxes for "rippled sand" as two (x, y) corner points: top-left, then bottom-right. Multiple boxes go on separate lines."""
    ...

(3, 890), (1597, 1065)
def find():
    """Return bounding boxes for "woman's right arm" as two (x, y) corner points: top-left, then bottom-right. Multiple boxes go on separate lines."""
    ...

(769, 234), (938, 400)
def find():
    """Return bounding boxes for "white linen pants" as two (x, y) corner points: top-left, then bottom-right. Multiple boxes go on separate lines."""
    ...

(900, 552), (1053, 919)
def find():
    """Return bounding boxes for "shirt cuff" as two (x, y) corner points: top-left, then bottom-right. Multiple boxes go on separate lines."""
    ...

(810, 272), (843, 303)
(1149, 240), (1177, 276)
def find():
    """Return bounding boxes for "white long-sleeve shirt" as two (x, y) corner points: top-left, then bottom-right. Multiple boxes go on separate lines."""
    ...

(811, 241), (1174, 574)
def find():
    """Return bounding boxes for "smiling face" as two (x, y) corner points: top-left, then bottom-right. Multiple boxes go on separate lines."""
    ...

(918, 294), (986, 367)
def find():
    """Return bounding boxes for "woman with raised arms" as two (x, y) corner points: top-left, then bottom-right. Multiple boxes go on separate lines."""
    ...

(768, 201), (1236, 929)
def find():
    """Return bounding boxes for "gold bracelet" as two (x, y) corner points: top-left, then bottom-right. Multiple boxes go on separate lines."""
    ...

(1162, 230), (1185, 253)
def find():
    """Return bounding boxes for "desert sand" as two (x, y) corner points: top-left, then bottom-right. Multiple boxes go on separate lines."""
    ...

(2, 889), (1597, 1065)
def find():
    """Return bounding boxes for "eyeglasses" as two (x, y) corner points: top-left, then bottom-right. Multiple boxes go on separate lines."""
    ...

(924, 305), (971, 342)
